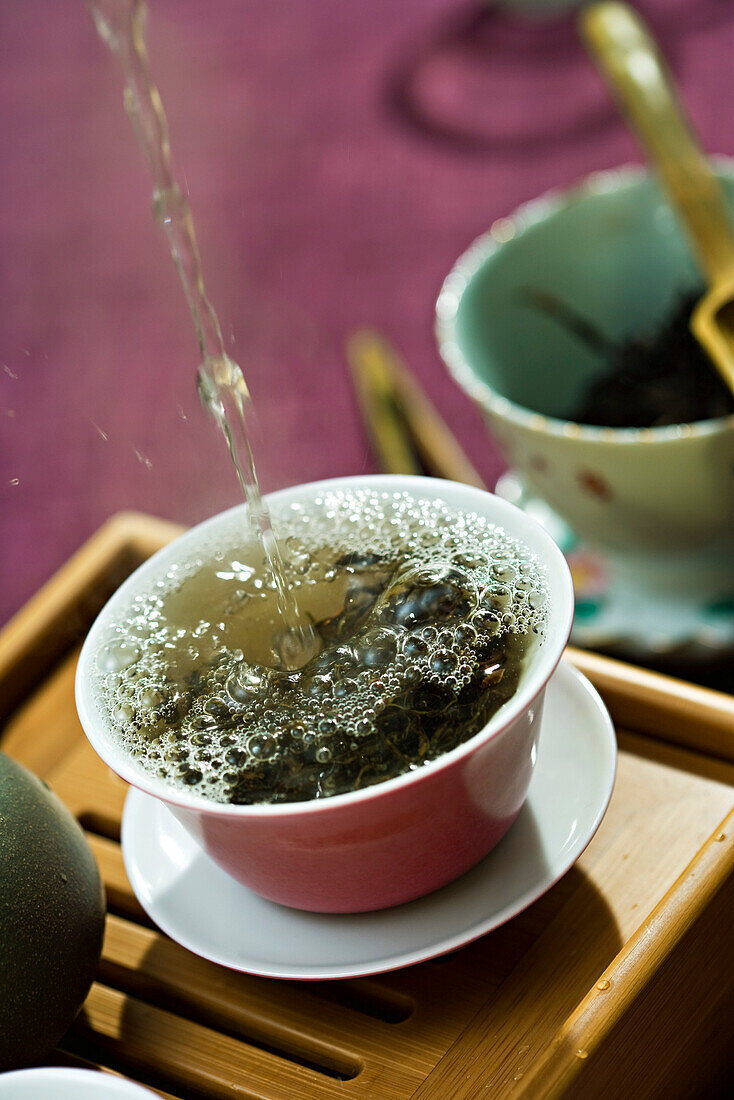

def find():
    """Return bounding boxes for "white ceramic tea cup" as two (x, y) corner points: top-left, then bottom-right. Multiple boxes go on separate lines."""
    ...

(77, 475), (573, 912)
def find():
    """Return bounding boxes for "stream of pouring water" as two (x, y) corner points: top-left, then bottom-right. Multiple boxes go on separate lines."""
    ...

(88, 0), (316, 668)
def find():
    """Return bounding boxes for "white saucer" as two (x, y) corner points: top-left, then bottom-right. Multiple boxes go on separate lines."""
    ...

(496, 471), (734, 664)
(121, 660), (616, 981)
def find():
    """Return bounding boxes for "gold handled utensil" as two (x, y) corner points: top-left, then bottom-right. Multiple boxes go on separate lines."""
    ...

(580, 0), (734, 398)
(346, 329), (486, 487)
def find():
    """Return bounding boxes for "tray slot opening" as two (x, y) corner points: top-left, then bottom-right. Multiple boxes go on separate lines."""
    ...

(96, 964), (362, 1082)
(59, 1033), (211, 1100)
(304, 980), (414, 1023)
(83, 830), (157, 927)
(104, 891), (158, 930)
(66, 982), (363, 1097)
(49, 1047), (189, 1100)
(78, 810), (122, 843)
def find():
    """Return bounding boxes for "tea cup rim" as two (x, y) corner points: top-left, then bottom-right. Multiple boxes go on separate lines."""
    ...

(436, 161), (734, 444)
(75, 474), (573, 818)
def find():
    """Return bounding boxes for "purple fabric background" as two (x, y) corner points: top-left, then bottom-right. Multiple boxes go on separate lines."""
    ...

(2, 0), (733, 626)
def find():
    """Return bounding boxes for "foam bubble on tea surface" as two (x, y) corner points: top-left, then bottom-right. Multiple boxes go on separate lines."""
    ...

(92, 489), (549, 804)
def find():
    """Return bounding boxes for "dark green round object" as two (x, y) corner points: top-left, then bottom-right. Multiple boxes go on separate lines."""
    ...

(0, 752), (106, 1070)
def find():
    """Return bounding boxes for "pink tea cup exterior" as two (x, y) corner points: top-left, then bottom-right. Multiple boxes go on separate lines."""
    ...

(76, 475), (573, 913)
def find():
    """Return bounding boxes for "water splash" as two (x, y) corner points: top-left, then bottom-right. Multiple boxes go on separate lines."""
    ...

(87, 0), (315, 667)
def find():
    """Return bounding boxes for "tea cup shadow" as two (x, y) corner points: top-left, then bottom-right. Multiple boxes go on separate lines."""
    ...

(430, 861), (624, 986)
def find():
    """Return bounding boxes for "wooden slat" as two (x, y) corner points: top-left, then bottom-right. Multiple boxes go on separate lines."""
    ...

(617, 726), (734, 788)
(87, 835), (149, 925)
(93, 819), (531, 1030)
(45, 1048), (183, 1100)
(93, 847), (503, 1056)
(67, 981), (423, 1100)
(86, 827), (503, 1041)
(568, 646), (734, 763)
(0, 513), (182, 722)
(48, 738), (129, 825)
(1, 647), (85, 778)
(101, 916), (406, 1082)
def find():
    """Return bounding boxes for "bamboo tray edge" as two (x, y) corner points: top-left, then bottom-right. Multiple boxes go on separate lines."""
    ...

(1, 513), (732, 1100)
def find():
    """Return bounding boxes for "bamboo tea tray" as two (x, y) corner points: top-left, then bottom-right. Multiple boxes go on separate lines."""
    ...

(1, 513), (733, 1099)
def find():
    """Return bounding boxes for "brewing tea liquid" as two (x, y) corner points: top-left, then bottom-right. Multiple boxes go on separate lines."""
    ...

(88, 0), (315, 669)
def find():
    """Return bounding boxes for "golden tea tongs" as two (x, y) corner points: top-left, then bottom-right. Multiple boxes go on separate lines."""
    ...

(580, 1), (734, 398)
(346, 330), (486, 488)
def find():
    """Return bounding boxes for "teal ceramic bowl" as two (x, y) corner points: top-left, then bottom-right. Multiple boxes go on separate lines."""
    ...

(437, 164), (734, 557)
